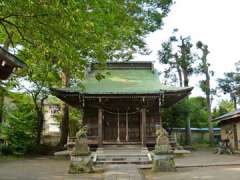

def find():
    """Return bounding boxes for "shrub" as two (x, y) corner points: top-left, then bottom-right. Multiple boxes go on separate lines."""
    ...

(0, 144), (13, 156)
(0, 94), (37, 155)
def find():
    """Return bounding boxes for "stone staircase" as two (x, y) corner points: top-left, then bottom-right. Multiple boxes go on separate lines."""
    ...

(93, 145), (152, 165)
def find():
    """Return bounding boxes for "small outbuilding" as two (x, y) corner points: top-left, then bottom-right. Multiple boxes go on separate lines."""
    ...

(214, 109), (240, 151)
(0, 47), (26, 80)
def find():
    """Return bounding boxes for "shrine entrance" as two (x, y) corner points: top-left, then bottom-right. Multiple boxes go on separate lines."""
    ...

(103, 110), (141, 144)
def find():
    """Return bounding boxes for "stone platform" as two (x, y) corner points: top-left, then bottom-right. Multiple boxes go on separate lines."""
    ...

(94, 145), (152, 165)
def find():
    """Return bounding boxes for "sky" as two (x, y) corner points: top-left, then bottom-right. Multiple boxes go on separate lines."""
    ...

(134, 0), (240, 107)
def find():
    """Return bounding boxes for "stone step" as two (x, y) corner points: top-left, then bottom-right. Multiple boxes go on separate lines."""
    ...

(97, 156), (149, 161)
(97, 160), (150, 165)
(95, 145), (151, 165)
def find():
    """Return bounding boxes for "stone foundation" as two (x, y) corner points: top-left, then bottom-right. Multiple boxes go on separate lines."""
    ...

(68, 137), (93, 174)
(69, 155), (93, 173)
(152, 154), (176, 172)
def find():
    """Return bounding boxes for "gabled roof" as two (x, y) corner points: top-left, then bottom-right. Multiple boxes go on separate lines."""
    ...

(57, 69), (191, 95)
(51, 61), (193, 107)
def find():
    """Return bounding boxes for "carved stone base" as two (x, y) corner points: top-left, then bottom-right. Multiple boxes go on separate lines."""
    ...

(154, 145), (172, 154)
(68, 155), (93, 174)
(152, 154), (176, 172)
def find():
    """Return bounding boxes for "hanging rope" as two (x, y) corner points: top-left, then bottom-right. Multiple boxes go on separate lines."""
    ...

(103, 108), (140, 115)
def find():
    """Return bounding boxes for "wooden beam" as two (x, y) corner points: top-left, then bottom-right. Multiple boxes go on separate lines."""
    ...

(98, 108), (103, 147)
(141, 108), (146, 146)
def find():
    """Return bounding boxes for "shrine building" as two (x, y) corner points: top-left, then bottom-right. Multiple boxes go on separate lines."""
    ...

(51, 61), (193, 147)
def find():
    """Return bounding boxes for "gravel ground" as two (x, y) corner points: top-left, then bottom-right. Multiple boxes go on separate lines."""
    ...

(143, 165), (240, 180)
(1, 150), (240, 180)
(0, 156), (103, 180)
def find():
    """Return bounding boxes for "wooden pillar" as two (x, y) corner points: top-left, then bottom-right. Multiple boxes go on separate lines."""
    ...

(98, 108), (103, 147)
(117, 110), (120, 142)
(141, 108), (146, 146)
(158, 97), (162, 128)
(126, 111), (129, 142)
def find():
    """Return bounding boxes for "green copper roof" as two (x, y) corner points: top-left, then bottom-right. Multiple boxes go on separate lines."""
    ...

(51, 62), (193, 108)
(83, 69), (180, 94)
(57, 68), (192, 95)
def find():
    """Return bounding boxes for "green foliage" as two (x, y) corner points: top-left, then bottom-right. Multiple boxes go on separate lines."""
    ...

(212, 100), (235, 119)
(162, 97), (208, 130)
(0, 144), (13, 156)
(217, 62), (240, 107)
(0, 93), (36, 154)
(1, 0), (173, 78)
(158, 30), (196, 86)
(69, 107), (82, 137)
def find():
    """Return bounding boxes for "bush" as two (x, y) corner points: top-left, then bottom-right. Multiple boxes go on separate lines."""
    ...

(0, 94), (37, 155)
(0, 144), (13, 156)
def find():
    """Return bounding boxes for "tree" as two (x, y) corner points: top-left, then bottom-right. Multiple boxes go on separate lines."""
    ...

(1, 1), (174, 147)
(212, 100), (235, 119)
(196, 41), (215, 145)
(158, 30), (195, 87)
(158, 30), (196, 145)
(162, 97), (208, 132)
(16, 47), (60, 145)
(0, 93), (36, 154)
(217, 62), (240, 110)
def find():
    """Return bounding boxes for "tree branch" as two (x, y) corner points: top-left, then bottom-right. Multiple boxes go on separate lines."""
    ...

(0, 22), (14, 48)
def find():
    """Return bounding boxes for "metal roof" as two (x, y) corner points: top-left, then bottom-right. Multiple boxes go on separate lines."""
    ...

(55, 69), (192, 95)
(51, 61), (193, 107)
(213, 109), (240, 122)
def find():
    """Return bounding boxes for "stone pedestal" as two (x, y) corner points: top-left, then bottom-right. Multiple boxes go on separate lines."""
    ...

(68, 138), (93, 174)
(152, 126), (176, 172)
(152, 154), (176, 172)
(69, 155), (93, 173)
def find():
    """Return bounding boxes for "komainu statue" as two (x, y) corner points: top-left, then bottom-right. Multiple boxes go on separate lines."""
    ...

(154, 126), (171, 154)
(152, 126), (176, 172)
(69, 126), (93, 173)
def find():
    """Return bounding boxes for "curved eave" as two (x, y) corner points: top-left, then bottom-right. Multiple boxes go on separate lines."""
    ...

(0, 47), (26, 68)
(0, 47), (26, 80)
(50, 87), (193, 108)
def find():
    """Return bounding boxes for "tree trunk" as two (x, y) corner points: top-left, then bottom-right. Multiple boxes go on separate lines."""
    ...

(36, 108), (44, 145)
(182, 69), (189, 87)
(176, 64), (183, 87)
(182, 69), (191, 145)
(205, 67), (215, 146)
(35, 98), (47, 145)
(185, 118), (192, 145)
(58, 69), (70, 148)
(232, 94), (237, 110)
